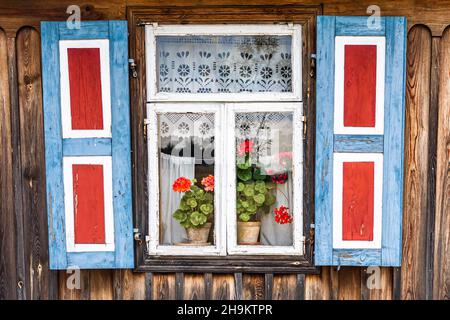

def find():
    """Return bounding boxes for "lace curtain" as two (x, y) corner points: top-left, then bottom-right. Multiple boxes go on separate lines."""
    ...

(156, 35), (293, 94)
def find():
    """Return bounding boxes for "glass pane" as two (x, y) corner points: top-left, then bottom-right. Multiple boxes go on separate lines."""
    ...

(235, 112), (294, 246)
(156, 35), (292, 94)
(158, 113), (215, 246)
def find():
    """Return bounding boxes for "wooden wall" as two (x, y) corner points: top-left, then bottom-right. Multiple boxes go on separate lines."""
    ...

(0, 1), (449, 300)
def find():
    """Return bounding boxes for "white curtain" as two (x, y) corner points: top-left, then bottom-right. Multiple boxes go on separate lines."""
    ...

(260, 173), (294, 246)
(159, 153), (196, 244)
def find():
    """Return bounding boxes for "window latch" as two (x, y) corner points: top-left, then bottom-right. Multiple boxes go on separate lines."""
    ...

(301, 115), (307, 137)
(133, 228), (142, 246)
(129, 58), (138, 78)
(143, 118), (151, 140)
(310, 53), (316, 78)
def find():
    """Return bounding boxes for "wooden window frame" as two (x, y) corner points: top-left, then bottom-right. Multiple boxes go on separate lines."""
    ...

(128, 4), (321, 273)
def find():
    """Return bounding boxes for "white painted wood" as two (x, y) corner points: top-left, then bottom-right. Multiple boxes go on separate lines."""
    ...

(225, 102), (304, 256)
(145, 24), (302, 102)
(146, 103), (225, 256)
(333, 36), (385, 135)
(63, 156), (115, 252)
(332, 152), (383, 249)
(59, 39), (112, 138)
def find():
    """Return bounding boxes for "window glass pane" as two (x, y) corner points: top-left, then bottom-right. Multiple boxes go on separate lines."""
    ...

(156, 35), (292, 94)
(235, 112), (294, 246)
(158, 113), (215, 246)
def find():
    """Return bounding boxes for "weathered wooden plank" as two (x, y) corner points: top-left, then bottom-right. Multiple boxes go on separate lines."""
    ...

(89, 270), (113, 300)
(272, 275), (297, 300)
(333, 135), (384, 153)
(0, 27), (17, 300)
(113, 269), (146, 300)
(360, 267), (393, 300)
(305, 267), (331, 300)
(58, 269), (90, 300)
(17, 26), (57, 299)
(62, 138), (112, 156)
(175, 273), (184, 300)
(335, 16), (386, 36)
(242, 274), (264, 300)
(337, 267), (361, 300)
(234, 273), (242, 300)
(264, 273), (273, 300)
(401, 25), (432, 300)
(204, 273), (212, 300)
(183, 274), (206, 300)
(434, 26), (450, 300)
(152, 273), (176, 300)
(211, 274), (235, 300)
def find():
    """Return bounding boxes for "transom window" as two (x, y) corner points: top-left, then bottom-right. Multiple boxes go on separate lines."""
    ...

(145, 24), (304, 256)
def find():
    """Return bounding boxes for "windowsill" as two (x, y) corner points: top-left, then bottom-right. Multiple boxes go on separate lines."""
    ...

(134, 253), (319, 274)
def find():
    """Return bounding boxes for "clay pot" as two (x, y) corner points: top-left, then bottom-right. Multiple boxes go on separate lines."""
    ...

(186, 222), (212, 244)
(237, 221), (261, 244)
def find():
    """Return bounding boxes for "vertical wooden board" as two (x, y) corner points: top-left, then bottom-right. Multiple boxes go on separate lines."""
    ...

(434, 27), (450, 300)
(211, 274), (235, 300)
(113, 269), (146, 300)
(17, 26), (57, 299)
(337, 267), (361, 300)
(58, 269), (90, 300)
(183, 274), (206, 300)
(152, 273), (176, 300)
(361, 267), (393, 300)
(305, 267), (332, 300)
(89, 270), (113, 300)
(0, 28), (17, 300)
(272, 275), (297, 300)
(401, 25), (432, 300)
(242, 274), (264, 300)
(343, 45), (377, 127)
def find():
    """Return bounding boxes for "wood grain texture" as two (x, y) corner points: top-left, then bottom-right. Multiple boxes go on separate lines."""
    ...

(0, 28), (16, 300)
(337, 267), (361, 300)
(212, 274), (235, 300)
(89, 269), (113, 300)
(272, 275), (298, 300)
(113, 269), (146, 300)
(305, 267), (332, 300)
(434, 26), (450, 300)
(152, 273), (176, 300)
(401, 25), (432, 300)
(361, 267), (393, 300)
(242, 274), (264, 300)
(183, 274), (206, 300)
(17, 26), (57, 299)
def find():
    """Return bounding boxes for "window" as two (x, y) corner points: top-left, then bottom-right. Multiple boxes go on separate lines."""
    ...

(145, 24), (304, 257)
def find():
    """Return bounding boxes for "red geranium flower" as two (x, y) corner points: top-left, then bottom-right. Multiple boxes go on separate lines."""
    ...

(201, 175), (214, 192)
(237, 139), (254, 156)
(172, 177), (192, 193)
(274, 205), (293, 224)
(271, 172), (288, 184)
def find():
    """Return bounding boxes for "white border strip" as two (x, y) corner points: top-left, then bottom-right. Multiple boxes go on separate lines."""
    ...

(145, 24), (302, 102)
(332, 153), (383, 249)
(334, 36), (385, 135)
(64, 156), (115, 252)
(226, 102), (304, 256)
(59, 40), (112, 138)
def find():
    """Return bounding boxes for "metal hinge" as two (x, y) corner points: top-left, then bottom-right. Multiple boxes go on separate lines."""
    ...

(310, 53), (316, 78)
(133, 228), (142, 246)
(301, 115), (307, 137)
(129, 59), (138, 78)
(143, 118), (150, 140)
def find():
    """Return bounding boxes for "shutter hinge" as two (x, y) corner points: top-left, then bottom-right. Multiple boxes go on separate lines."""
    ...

(310, 53), (316, 78)
(300, 115), (307, 137)
(129, 59), (138, 78)
(143, 118), (151, 140)
(133, 228), (142, 246)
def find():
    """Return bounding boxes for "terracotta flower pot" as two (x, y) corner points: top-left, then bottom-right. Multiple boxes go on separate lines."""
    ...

(237, 221), (261, 245)
(186, 222), (212, 244)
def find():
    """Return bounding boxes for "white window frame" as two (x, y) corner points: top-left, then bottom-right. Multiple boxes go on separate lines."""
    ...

(147, 103), (226, 256)
(145, 24), (302, 102)
(225, 103), (304, 255)
(145, 23), (305, 257)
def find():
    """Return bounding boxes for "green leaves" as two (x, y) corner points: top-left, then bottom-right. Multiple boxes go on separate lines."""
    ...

(237, 168), (252, 181)
(173, 209), (187, 223)
(190, 211), (207, 226)
(253, 193), (265, 205)
(200, 203), (213, 215)
(186, 198), (198, 208)
(239, 213), (251, 222)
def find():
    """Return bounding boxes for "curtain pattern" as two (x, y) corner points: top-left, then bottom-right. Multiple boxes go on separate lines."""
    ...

(156, 35), (292, 93)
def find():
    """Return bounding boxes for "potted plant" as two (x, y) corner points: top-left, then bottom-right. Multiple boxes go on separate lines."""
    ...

(236, 139), (293, 244)
(172, 175), (215, 244)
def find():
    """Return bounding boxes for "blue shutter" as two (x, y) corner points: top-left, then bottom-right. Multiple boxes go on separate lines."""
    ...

(315, 16), (407, 266)
(41, 21), (134, 269)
